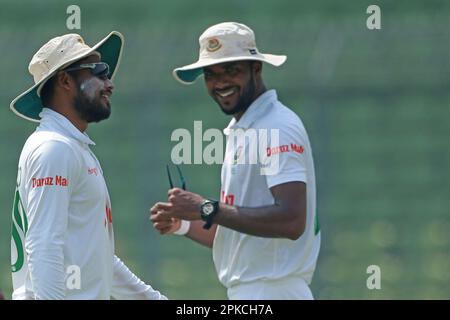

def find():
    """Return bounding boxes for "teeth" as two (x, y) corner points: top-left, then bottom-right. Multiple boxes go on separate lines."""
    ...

(217, 89), (235, 98)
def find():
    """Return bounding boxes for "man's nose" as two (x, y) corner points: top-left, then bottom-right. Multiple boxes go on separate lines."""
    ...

(211, 74), (231, 89)
(105, 78), (115, 91)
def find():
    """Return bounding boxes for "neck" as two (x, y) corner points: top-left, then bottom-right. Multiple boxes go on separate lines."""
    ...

(69, 116), (88, 132)
(48, 102), (88, 132)
(233, 85), (267, 122)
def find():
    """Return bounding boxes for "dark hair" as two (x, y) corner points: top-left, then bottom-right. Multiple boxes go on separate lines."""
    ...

(40, 75), (58, 107)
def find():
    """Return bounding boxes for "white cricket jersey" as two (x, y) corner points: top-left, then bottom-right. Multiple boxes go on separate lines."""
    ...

(11, 108), (166, 300)
(213, 90), (321, 289)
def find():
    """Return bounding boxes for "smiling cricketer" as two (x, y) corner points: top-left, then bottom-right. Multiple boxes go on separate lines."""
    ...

(9, 31), (167, 300)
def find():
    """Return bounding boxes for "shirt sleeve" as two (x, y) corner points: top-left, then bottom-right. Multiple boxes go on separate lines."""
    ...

(111, 255), (168, 300)
(263, 121), (309, 189)
(24, 140), (80, 300)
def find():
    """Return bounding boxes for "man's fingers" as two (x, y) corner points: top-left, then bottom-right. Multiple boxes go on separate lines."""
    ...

(153, 221), (172, 230)
(150, 210), (172, 222)
(153, 217), (181, 235)
(159, 226), (174, 235)
(168, 188), (182, 196)
(150, 202), (172, 214)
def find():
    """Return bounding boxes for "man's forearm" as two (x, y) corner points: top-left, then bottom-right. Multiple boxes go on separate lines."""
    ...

(213, 203), (304, 240)
(154, 182), (306, 242)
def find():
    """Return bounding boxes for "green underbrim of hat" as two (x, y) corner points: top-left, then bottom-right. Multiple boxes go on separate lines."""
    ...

(175, 68), (204, 84)
(15, 87), (43, 122)
(12, 32), (123, 122)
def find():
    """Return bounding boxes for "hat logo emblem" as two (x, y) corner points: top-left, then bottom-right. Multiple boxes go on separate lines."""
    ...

(206, 38), (222, 52)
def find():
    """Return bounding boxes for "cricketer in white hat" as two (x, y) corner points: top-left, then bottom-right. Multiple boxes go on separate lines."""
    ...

(10, 31), (123, 122)
(152, 22), (321, 300)
(10, 32), (167, 300)
(173, 22), (286, 84)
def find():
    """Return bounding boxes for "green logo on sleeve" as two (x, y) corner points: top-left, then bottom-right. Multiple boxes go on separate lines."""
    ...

(11, 189), (28, 273)
(314, 211), (320, 236)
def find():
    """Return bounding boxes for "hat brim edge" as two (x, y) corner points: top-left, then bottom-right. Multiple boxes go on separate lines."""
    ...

(10, 31), (124, 122)
(173, 53), (287, 85)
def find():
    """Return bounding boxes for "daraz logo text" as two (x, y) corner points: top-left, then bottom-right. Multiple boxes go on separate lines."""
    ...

(32, 175), (69, 188)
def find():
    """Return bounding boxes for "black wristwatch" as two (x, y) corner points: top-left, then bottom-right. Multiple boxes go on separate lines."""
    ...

(200, 199), (219, 230)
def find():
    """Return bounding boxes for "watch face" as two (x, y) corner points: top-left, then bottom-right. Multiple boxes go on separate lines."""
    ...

(203, 203), (214, 215)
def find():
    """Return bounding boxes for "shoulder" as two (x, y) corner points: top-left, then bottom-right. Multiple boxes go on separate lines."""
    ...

(257, 100), (308, 138)
(21, 131), (81, 167)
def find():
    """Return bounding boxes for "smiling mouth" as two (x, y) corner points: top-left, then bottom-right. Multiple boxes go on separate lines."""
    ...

(215, 87), (237, 99)
(101, 92), (112, 103)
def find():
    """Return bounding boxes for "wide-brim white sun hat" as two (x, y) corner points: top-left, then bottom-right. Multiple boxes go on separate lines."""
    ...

(10, 31), (124, 122)
(173, 22), (287, 85)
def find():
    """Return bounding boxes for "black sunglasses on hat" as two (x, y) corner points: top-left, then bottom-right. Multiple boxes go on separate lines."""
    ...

(64, 62), (110, 78)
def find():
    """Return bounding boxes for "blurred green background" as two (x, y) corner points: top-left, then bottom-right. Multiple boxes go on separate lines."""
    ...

(1, 0), (449, 299)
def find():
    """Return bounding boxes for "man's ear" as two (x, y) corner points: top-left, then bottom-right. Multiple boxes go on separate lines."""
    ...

(56, 71), (76, 92)
(253, 61), (263, 76)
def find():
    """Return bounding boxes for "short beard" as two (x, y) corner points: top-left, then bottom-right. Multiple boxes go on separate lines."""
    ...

(217, 72), (256, 116)
(73, 78), (111, 123)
